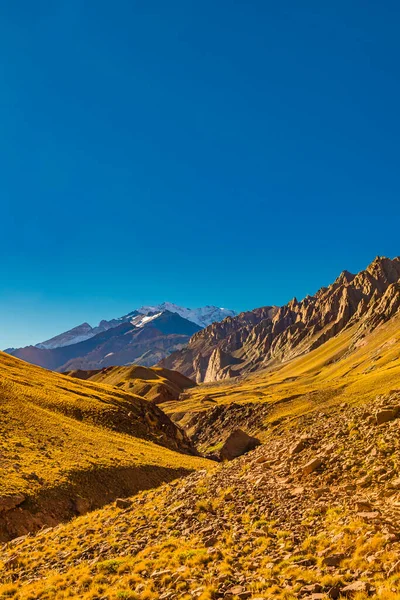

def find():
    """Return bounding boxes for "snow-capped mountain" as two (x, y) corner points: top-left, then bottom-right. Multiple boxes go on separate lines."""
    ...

(33, 304), (236, 351)
(134, 303), (237, 328)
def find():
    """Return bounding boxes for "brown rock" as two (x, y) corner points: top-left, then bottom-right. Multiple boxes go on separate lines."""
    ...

(300, 584), (323, 594)
(388, 477), (400, 490)
(341, 581), (370, 596)
(219, 429), (261, 461)
(356, 511), (380, 520)
(75, 497), (91, 515)
(322, 553), (346, 567)
(355, 498), (373, 511)
(376, 408), (398, 424)
(290, 439), (308, 455)
(303, 457), (323, 475)
(388, 559), (400, 576)
(225, 586), (251, 598)
(0, 494), (26, 512)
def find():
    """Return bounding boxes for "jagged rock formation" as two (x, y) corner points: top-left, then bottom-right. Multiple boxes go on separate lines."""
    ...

(161, 306), (279, 382)
(162, 256), (400, 382)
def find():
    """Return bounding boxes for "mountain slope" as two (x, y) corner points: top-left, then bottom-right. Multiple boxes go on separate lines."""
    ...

(162, 304), (400, 457)
(0, 351), (209, 541)
(4, 388), (400, 599)
(8, 311), (201, 372)
(66, 364), (196, 403)
(162, 256), (400, 382)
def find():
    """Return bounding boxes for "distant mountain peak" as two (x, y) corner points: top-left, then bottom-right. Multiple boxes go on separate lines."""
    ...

(135, 303), (237, 328)
(19, 303), (237, 353)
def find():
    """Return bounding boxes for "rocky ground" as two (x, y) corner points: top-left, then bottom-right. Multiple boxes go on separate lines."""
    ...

(2, 392), (400, 599)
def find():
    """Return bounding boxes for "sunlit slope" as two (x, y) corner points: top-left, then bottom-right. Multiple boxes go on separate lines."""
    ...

(163, 313), (400, 429)
(0, 352), (209, 540)
(78, 364), (196, 403)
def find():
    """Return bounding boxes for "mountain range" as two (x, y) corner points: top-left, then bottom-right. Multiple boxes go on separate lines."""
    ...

(162, 256), (400, 382)
(6, 304), (236, 372)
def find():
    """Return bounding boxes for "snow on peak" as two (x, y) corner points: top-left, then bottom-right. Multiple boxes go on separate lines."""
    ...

(130, 312), (163, 328)
(135, 303), (237, 328)
(32, 303), (237, 351)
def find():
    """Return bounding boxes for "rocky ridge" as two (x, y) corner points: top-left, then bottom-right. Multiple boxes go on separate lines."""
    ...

(162, 257), (400, 382)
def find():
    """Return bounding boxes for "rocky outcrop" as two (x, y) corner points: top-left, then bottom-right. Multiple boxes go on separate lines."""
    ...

(162, 256), (400, 382)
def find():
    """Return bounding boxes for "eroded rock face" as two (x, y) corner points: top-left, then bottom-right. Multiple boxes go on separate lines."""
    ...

(162, 256), (400, 382)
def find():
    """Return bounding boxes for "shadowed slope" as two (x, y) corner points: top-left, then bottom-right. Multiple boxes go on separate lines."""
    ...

(0, 352), (209, 541)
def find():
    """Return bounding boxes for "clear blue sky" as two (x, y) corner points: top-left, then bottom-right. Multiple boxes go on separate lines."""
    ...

(1, 1), (399, 348)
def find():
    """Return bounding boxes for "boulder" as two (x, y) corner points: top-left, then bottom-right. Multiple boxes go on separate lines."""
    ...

(376, 408), (398, 424)
(219, 429), (261, 461)
(75, 497), (91, 515)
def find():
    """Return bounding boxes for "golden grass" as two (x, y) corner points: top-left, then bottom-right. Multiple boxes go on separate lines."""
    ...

(0, 352), (209, 499)
(86, 364), (195, 401)
(0, 470), (398, 600)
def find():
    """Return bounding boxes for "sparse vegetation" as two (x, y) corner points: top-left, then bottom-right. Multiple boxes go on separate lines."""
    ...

(0, 351), (209, 541)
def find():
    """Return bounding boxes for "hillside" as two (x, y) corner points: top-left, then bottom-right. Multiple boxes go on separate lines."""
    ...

(3, 389), (400, 599)
(163, 307), (400, 453)
(162, 256), (400, 383)
(0, 352), (209, 542)
(66, 364), (196, 403)
(7, 311), (201, 372)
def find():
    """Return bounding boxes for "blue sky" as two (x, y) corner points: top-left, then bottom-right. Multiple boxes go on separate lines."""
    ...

(1, 1), (400, 348)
